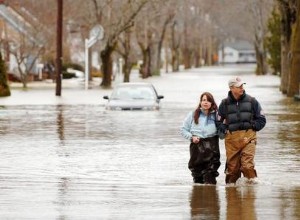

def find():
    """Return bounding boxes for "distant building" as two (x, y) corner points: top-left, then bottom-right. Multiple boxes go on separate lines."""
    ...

(0, 1), (44, 80)
(218, 40), (256, 64)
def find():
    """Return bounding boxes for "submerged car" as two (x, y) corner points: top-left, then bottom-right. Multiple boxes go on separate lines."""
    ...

(103, 82), (164, 110)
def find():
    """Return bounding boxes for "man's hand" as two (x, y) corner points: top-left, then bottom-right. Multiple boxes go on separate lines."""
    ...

(219, 124), (227, 134)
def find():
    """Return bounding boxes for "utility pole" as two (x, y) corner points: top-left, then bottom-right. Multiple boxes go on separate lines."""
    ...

(56, 0), (63, 96)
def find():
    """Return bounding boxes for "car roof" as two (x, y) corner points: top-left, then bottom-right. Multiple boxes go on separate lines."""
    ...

(116, 82), (153, 87)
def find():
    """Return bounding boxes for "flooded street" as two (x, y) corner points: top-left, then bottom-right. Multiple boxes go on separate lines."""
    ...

(0, 65), (299, 219)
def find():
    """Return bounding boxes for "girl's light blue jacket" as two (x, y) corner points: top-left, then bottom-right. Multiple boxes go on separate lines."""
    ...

(180, 109), (217, 140)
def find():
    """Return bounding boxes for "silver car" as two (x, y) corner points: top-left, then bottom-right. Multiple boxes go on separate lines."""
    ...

(103, 82), (164, 110)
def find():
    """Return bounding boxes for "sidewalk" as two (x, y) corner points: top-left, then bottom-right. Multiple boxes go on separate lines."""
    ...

(8, 77), (101, 90)
(2, 78), (111, 106)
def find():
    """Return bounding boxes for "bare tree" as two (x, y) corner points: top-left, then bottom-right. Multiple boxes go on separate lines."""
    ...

(116, 28), (135, 82)
(9, 0), (59, 84)
(10, 33), (45, 88)
(91, 0), (148, 88)
(153, 1), (175, 75)
(135, 3), (157, 78)
(169, 0), (225, 69)
(250, 0), (269, 75)
(4, 1), (49, 88)
(12, 0), (278, 87)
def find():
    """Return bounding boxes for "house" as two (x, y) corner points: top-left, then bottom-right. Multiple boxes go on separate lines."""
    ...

(218, 40), (256, 64)
(0, 1), (44, 81)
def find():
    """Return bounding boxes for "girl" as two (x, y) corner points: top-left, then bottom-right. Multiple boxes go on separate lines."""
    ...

(180, 92), (221, 184)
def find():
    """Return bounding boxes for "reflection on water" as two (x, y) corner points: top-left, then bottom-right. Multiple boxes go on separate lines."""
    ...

(277, 99), (300, 145)
(57, 105), (65, 141)
(226, 186), (257, 220)
(190, 185), (219, 220)
(277, 187), (300, 220)
(0, 66), (300, 219)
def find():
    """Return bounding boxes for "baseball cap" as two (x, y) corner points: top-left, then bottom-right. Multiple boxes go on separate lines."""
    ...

(228, 76), (246, 87)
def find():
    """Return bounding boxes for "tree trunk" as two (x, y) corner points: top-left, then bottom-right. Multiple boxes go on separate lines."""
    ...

(123, 58), (132, 82)
(170, 21), (180, 72)
(120, 30), (132, 82)
(88, 49), (92, 81)
(207, 36), (213, 66)
(171, 48), (179, 72)
(251, 0), (268, 75)
(139, 47), (151, 78)
(18, 65), (28, 89)
(21, 76), (28, 89)
(254, 39), (268, 75)
(140, 49), (149, 79)
(155, 14), (174, 75)
(183, 48), (192, 69)
(146, 47), (151, 77)
(182, 22), (192, 69)
(194, 45), (202, 68)
(280, 35), (290, 94)
(164, 42), (169, 73)
(278, 0), (292, 93)
(100, 44), (115, 88)
(154, 44), (161, 75)
(288, 1), (300, 97)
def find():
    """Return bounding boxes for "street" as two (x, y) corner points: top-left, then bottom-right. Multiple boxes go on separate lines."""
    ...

(0, 64), (299, 219)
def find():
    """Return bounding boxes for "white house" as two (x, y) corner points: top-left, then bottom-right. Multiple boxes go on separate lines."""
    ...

(218, 40), (256, 64)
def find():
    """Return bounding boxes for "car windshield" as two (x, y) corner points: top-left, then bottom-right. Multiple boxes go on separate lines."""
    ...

(111, 86), (156, 100)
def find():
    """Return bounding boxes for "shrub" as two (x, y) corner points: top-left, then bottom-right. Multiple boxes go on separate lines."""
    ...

(265, 7), (281, 75)
(62, 62), (84, 79)
(0, 53), (11, 97)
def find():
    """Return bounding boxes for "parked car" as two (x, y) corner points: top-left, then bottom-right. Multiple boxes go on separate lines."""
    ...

(7, 73), (21, 82)
(103, 82), (164, 110)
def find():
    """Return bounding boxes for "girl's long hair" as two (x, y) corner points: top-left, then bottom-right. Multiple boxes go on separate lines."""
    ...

(194, 92), (217, 124)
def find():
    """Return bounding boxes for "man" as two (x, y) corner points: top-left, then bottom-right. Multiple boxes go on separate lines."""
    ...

(218, 76), (266, 184)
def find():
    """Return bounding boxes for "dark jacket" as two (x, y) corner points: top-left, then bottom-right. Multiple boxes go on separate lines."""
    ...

(218, 91), (266, 133)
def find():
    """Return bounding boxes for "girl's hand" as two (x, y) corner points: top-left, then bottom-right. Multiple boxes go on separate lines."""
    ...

(192, 136), (200, 143)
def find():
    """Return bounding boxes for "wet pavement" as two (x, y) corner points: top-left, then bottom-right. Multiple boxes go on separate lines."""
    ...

(0, 65), (299, 219)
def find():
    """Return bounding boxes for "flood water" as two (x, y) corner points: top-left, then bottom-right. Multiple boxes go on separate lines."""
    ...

(0, 65), (299, 220)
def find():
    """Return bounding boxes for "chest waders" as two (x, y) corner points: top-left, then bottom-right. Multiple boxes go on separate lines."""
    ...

(222, 96), (257, 184)
(188, 136), (221, 184)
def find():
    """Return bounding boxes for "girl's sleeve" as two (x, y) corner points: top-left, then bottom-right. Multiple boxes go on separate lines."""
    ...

(180, 111), (193, 140)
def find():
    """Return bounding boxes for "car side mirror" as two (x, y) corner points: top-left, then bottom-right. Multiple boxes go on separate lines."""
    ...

(103, 95), (109, 99)
(157, 95), (164, 99)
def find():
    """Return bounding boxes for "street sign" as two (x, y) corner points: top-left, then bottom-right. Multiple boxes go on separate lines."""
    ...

(89, 25), (104, 41)
(85, 25), (104, 90)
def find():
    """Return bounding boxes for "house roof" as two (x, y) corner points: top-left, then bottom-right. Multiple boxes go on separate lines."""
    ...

(223, 40), (254, 51)
(0, 4), (43, 45)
